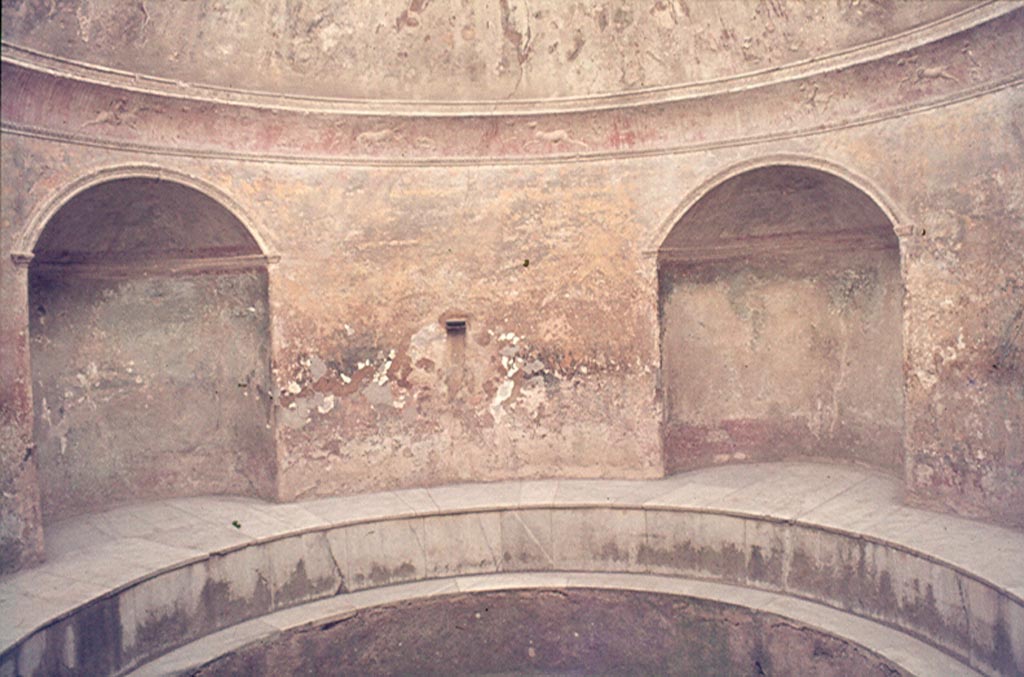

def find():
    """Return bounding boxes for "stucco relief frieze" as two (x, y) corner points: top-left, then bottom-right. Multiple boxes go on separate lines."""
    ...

(0, 7), (1021, 165)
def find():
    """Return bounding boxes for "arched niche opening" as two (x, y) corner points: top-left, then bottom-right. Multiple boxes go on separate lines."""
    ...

(658, 165), (904, 474)
(28, 178), (276, 522)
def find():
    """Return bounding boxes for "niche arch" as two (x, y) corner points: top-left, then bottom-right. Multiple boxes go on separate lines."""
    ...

(12, 165), (275, 263)
(658, 163), (905, 474)
(27, 176), (277, 521)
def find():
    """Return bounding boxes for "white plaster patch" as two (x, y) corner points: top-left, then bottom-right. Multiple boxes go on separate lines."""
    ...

(318, 22), (344, 51)
(309, 355), (328, 381)
(518, 378), (548, 420)
(373, 357), (392, 385)
(490, 380), (515, 420)
(280, 398), (313, 428)
(317, 393), (335, 414)
(915, 368), (938, 391)
(411, 323), (442, 349)
(286, 381), (302, 395)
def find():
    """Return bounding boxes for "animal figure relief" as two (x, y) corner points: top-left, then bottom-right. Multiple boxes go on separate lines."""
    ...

(898, 57), (960, 88)
(525, 122), (590, 151)
(914, 66), (960, 84)
(356, 127), (404, 146)
(799, 82), (833, 112)
(79, 99), (151, 129)
(413, 136), (437, 150)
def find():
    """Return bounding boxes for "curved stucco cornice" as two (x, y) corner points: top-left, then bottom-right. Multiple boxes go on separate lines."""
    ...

(9, 164), (279, 263)
(1, 7), (1022, 166)
(645, 153), (910, 255)
(1, 1), (1018, 117)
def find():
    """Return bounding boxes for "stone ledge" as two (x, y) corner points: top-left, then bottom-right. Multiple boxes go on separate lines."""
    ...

(1, 463), (1021, 676)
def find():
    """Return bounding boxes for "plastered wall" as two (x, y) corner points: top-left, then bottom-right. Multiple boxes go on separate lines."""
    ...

(660, 250), (904, 473)
(1, 4), (1022, 573)
(29, 267), (276, 521)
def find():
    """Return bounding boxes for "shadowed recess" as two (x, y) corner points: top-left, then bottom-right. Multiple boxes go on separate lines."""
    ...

(32, 178), (261, 264)
(658, 165), (904, 474)
(27, 177), (275, 523)
(661, 165), (897, 251)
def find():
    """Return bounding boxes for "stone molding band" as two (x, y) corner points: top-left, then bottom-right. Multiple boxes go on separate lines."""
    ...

(1, 75), (1020, 170)
(2, 9), (1022, 165)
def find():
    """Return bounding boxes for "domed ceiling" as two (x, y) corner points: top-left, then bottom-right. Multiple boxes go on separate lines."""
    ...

(1, 0), (977, 102)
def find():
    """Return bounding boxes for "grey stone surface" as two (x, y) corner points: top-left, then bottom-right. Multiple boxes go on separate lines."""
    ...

(131, 572), (985, 677)
(423, 511), (502, 578)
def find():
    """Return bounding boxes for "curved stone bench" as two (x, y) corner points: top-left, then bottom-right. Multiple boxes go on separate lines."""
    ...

(1, 463), (1021, 676)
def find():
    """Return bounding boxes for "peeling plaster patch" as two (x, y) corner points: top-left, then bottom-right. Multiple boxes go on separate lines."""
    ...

(499, 0), (533, 64)
(317, 393), (335, 414)
(411, 324), (443, 349)
(280, 398), (313, 429)
(372, 350), (395, 386)
(916, 368), (939, 391)
(490, 379), (515, 421)
(363, 382), (392, 406)
(518, 377), (547, 420)
(75, 2), (93, 42)
(501, 355), (520, 378)
(522, 360), (545, 376)
(286, 381), (302, 395)
(318, 22), (345, 52)
(40, 397), (70, 456)
(309, 355), (328, 381)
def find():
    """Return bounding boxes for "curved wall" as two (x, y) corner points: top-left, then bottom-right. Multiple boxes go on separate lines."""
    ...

(1, 5), (1022, 574)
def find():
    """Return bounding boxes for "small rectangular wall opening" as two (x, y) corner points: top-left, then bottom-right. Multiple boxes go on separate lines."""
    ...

(445, 318), (467, 334)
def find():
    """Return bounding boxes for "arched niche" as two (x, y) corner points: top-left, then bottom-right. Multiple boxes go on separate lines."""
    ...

(658, 165), (904, 474)
(28, 178), (276, 522)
